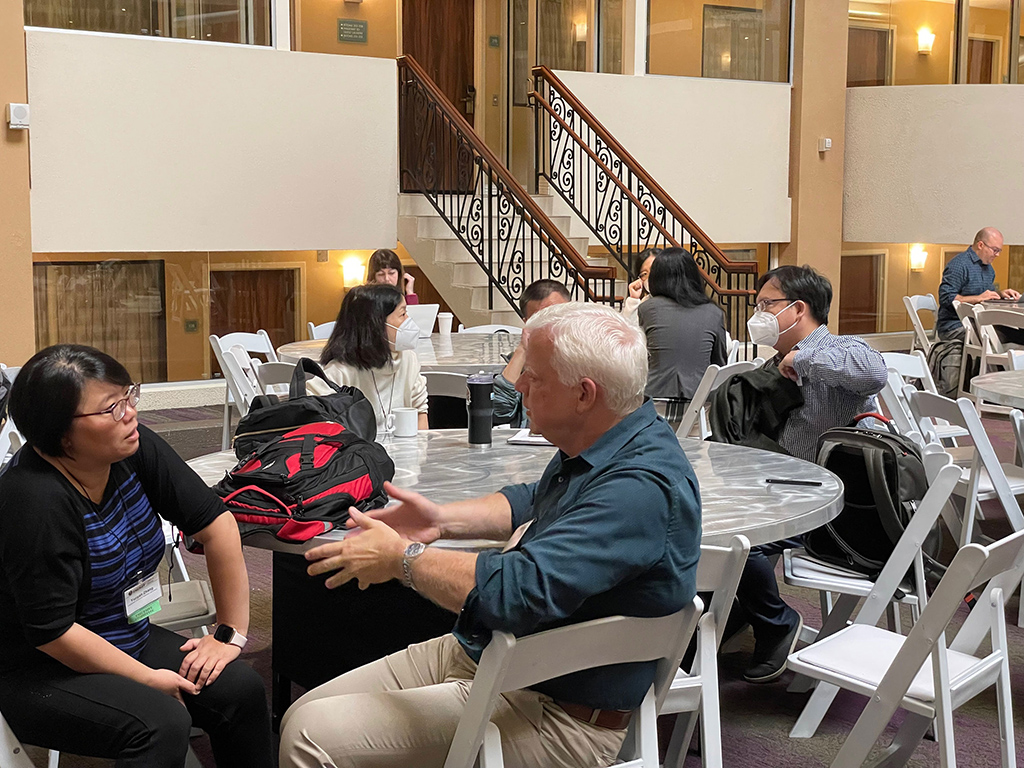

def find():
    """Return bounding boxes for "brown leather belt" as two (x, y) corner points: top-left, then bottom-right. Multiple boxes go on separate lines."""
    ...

(554, 700), (632, 730)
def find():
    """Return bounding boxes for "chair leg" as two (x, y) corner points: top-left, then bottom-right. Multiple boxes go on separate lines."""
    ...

(47, 751), (60, 768)
(478, 722), (503, 768)
(663, 711), (698, 768)
(859, 712), (931, 768)
(221, 392), (231, 451)
(789, 681), (840, 739)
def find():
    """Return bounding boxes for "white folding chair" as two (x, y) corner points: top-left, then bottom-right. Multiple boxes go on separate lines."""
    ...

(903, 294), (937, 355)
(0, 365), (20, 382)
(904, 387), (1024, 546)
(152, 521), (217, 638)
(954, 305), (985, 401)
(0, 711), (48, 768)
(787, 528), (1024, 768)
(662, 535), (750, 768)
(217, 347), (260, 450)
(785, 452), (960, 739)
(880, 351), (968, 442)
(210, 331), (278, 449)
(675, 360), (760, 440)
(442, 603), (702, 768)
(724, 333), (739, 365)
(307, 321), (335, 340)
(975, 308), (1022, 382)
(456, 324), (521, 334)
(0, 420), (23, 468)
(250, 360), (296, 397)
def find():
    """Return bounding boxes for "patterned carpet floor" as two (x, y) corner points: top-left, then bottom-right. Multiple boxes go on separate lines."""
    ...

(42, 413), (1024, 767)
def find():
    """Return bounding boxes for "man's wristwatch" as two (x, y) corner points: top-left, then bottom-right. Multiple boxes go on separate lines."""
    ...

(402, 542), (427, 590)
(213, 623), (248, 650)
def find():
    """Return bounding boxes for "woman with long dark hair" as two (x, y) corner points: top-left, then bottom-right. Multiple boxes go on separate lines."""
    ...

(365, 248), (419, 305)
(318, 284), (428, 432)
(620, 248), (661, 322)
(0, 345), (273, 768)
(638, 247), (727, 423)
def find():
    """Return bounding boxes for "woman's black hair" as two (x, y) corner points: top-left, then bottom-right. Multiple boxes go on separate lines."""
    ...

(320, 284), (404, 370)
(635, 247), (662, 275)
(648, 247), (713, 309)
(365, 249), (404, 284)
(9, 344), (133, 457)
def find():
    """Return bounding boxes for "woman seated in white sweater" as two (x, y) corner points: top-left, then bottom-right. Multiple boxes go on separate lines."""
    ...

(318, 284), (429, 432)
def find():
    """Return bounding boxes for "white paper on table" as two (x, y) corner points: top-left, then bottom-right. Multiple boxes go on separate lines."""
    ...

(506, 428), (554, 446)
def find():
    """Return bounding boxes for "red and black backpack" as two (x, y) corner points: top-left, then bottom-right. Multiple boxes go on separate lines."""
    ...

(214, 421), (395, 542)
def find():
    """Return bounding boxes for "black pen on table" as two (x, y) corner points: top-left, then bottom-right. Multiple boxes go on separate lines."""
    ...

(765, 478), (823, 487)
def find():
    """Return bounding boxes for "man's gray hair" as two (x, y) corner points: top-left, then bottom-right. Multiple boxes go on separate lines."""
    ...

(525, 302), (647, 417)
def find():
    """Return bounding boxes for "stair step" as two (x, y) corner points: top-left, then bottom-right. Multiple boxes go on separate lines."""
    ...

(399, 193), (556, 218)
(416, 214), (577, 240)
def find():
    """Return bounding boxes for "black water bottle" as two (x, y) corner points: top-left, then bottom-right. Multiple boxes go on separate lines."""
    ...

(467, 372), (494, 445)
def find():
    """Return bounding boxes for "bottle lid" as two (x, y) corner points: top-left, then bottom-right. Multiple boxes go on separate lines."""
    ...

(467, 373), (494, 385)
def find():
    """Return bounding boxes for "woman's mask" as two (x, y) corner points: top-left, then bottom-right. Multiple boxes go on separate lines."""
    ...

(387, 317), (421, 352)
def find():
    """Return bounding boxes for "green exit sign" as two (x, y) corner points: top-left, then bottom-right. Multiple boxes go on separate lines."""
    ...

(338, 18), (368, 43)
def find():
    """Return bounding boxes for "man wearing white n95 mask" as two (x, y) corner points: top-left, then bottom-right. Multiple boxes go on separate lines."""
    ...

(735, 265), (887, 683)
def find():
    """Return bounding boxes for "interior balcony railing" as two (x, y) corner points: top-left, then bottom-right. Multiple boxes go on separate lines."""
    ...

(398, 56), (617, 319)
(531, 66), (758, 345)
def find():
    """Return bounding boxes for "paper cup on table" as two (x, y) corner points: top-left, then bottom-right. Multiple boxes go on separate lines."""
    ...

(393, 407), (419, 437)
(437, 312), (454, 336)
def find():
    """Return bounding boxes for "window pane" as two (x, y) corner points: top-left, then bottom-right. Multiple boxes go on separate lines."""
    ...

(25, 0), (271, 44)
(648, 0), (790, 82)
(599, 0), (623, 74)
(848, 0), (956, 86)
(538, 0), (589, 72)
(966, 0), (1012, 83)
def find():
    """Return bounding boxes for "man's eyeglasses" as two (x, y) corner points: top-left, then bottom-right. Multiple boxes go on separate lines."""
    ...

(982, 241), (1003, 255)
(73, 383), (141, 422)
(754, 297), (791, 313)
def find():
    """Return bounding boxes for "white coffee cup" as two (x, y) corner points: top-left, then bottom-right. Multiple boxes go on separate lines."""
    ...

(437, 312), (454, 336)
(392, 407), (419, 437)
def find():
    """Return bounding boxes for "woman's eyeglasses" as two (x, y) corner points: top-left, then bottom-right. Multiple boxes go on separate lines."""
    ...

(73, 383), (141, 422)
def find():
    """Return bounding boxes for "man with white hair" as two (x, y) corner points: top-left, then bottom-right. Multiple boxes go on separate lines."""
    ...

(279, 302), (702, 768)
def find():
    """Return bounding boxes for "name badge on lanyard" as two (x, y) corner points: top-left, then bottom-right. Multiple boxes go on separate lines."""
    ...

(123, 571), (162, 624)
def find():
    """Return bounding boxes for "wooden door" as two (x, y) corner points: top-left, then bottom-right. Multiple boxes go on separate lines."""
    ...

(967, 38), (995, 84)
(209, 269), (297, 375)
(403, 0), (475, 125)
(848, 27), (889, 87)
(839, 254), (880, 336)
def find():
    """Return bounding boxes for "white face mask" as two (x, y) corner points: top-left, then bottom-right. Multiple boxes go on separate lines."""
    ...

(387, 317), (420, 351)
(746, 302), (798, 348)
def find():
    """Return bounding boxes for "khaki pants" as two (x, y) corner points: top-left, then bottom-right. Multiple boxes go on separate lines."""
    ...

(278, 634), (626, 768)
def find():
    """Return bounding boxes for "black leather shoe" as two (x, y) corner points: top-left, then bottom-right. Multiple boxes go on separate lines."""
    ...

(743, 616), (803, 683)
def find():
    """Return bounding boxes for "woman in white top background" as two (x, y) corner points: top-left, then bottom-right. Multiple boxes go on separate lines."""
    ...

(318, 285), (429, 432)
(620, 248), (661, 322)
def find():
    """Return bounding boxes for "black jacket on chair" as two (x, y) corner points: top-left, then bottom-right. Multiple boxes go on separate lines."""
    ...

(707, 367), (803, 454)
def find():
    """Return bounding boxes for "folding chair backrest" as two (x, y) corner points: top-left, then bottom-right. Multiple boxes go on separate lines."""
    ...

(879, 370), (917, 436)
(1007, 349), (1024, 371)
(675, 360), (758, 439)
(882, 351), (937, 391)
(211, 330), (278, 361)
(251, 360), (296, 395)
(903, 294), (937, 354)
(443, 603), (702, 768)
(852, 453), (959, 627)
(220, 346), (259, 414)
(725, 333), (739, 364)
(905, 387), (1024, 532)
(424, 371), (469, 399)
(308, 321), (335, 340)
(695, 535), (751, 647)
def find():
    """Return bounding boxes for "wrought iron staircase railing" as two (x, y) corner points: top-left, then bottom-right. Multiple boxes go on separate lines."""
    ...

(531, 66), (758, 343)
(397, 56), (617, 318)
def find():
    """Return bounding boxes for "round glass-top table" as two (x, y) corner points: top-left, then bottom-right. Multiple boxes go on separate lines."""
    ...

(971, 370), (1024, 408)
(188, 428), (843, 548)
(277, 333), (518, 374)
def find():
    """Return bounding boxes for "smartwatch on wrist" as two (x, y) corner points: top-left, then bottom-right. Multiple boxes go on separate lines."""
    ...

(213, 623), (248, 650)
(402, 542), (427, 590)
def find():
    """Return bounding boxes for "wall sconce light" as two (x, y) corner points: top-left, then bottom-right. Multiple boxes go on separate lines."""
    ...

(574, 20), (587, 40)
(910, 244), (928, 271)
(342, 256), (365, 286)
(917, 28), (935, 54)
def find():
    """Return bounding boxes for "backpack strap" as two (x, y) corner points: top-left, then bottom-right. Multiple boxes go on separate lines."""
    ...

(862, 443), (910, 547)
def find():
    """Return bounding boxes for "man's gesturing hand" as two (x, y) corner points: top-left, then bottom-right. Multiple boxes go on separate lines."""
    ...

(344, 481), (444, 544)
(306, 509), (406, 590)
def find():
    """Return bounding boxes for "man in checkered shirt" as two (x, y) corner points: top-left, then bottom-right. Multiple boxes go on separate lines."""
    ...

(732, 265), (887, 683)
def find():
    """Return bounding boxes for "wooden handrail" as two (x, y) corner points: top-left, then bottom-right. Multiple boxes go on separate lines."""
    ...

(532, 65), (757, 275)
(531, 91), (752, 297)
(398, 55), (615, 282)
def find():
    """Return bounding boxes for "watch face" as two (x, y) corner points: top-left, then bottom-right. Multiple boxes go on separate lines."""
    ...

(405, 542), (426, 557)
(214, 624), (234, 643)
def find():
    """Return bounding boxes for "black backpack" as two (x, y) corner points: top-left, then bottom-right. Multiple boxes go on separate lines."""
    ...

(804, 415), (944, 579)
(215, 421), (395, 542)
(233, 358), (377, 459)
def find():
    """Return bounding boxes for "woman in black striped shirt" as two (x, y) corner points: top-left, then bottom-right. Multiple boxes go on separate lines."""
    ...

(0, 345), (273, 768)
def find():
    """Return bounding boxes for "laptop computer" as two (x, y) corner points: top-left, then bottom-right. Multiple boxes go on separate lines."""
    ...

(406, 304), (440, 337)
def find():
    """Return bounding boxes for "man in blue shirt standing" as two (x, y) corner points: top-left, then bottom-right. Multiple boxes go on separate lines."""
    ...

(279, 302), (702, 768)
(936, 227), (1020, 341)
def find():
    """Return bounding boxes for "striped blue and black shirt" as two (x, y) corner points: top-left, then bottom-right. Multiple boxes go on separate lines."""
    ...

(0, 425), (225, 671)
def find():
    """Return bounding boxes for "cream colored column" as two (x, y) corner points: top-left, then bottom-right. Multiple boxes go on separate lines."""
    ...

(778, 0), (849, 305)
(0, 0), (35, 365)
